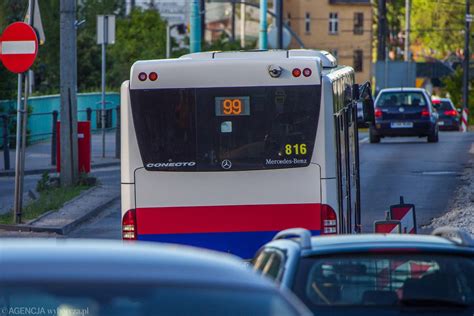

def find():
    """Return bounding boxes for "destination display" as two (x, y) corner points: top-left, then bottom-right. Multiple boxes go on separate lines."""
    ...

(215, 96), (250, 116)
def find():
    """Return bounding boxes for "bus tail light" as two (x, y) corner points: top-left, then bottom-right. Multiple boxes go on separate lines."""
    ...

(149, 72), (158, 81)
(122, 209), (137, 240)
(375, 107), (383, 119)
(292, 68), (301, 77)
(321, 205), (337, 234)
(138, 72), (147, 81)
(303, 68), (312, 77)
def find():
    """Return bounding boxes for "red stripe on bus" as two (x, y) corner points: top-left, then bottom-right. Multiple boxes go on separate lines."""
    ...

(136, 203), (323, 235)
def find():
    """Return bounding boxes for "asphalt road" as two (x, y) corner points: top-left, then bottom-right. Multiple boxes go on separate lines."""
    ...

(359, 131), (474, 233)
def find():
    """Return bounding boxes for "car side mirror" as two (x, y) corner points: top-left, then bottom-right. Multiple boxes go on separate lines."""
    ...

(357, 81), (375, 123)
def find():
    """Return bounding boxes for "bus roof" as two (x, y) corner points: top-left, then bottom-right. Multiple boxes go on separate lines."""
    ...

(129, 50), (338, 90)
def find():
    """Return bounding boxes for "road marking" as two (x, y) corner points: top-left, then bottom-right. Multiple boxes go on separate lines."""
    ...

(1, 41), (36, 54)
(359, 137), (369, 144)
(469, 143), (474, 154)
(420, 171), (460, 176)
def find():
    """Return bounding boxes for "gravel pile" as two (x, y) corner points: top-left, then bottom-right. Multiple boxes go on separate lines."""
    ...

(425, 161), (474, 233)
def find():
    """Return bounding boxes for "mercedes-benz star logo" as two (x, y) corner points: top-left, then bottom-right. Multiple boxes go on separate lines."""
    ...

(221, 159), (232, 170)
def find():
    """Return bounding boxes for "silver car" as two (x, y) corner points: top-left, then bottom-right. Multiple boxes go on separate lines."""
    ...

(0, 239), (310, 316)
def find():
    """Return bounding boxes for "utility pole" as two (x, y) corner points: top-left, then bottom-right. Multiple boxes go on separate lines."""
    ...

(463, 0), (471, 132)
(60, 0), (79, 186)
(377, 0), (387, 61)
(190, 0), (201, 52)
(166, 24), (171, 58)
(231, 0), (236, 41)
(240, 2), (246, 47)
(259, 0), (268, 49)
(404, 0), (410, 61)
(276, 0), (283, 49)
(201, 0), (206, 44)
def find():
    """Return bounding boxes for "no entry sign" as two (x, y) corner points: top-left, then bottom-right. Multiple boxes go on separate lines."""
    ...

(0, 22), (38, 73)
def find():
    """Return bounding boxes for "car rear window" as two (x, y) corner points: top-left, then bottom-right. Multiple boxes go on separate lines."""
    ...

(432, 100), (453, 111)
(376, 92), (427, 107)
(292, 254), (474, 308)
(0, 283), (301, 316)
(130, 85), (321, 172)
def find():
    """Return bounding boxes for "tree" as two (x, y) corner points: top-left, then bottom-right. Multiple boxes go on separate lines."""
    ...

(410, 0), (465, 58)
(76, 0), (125, 91)
(442, 67), (474, 124)
(107, 8), (167, 88)
(0, 1), (26, 102)
(32, 1), (60, 94)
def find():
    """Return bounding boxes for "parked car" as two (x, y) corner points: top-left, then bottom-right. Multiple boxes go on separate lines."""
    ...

(253, 227), (474, 316)
(432, 97), (460, 131)
(0, 239), (310, 316)
(370, 88), (439, 143)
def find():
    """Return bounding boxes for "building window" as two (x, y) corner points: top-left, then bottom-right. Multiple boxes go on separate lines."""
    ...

(305, 12), (311, 33)
(287, 12), (291, 27)
(354, 12), (364, 35)
(329, 12), (338, 34)
(353, 49), (363, 72)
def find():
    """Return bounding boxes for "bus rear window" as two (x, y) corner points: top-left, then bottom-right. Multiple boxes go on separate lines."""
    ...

(130, 85), (321, 171)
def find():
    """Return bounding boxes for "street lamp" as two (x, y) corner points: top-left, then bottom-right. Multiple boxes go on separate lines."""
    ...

(167, 23), (187, 58)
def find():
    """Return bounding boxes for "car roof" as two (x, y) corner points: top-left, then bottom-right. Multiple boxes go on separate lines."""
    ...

(263, 233), (474, 257)
(0, 239), (271, 288)
(303, 234), (474, 256)
(378, 87), (427, 93)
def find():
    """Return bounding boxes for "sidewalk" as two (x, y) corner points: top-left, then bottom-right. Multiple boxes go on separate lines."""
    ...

(0, 131), (119, 177)
(0, 131), (121, 214)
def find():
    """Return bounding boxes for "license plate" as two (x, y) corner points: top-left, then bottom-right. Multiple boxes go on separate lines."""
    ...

(438, 121), (445, 126)
(391, 122), (413, 128)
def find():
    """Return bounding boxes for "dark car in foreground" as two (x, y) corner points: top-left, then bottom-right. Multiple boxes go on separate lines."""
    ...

(0, 239), (310, 316)
(370, 88), (439, 143)
(432, 98), (460, 131)
(253, 227), (474, 316)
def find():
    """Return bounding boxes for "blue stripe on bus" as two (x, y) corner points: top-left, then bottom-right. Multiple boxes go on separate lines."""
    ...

(137, 230), (321, 259)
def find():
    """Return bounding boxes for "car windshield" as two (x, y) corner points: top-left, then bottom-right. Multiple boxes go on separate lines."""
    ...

(292, 254), (474, 308)
(433, 100), (454, 111)
(0, 283), (299, 316)
(376, 92), (427, 107)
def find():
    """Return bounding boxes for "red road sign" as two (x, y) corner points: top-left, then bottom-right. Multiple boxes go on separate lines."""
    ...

(390, 203), (417, 234)
(0, 22), (38, 73)
(374, 220), (402, 234)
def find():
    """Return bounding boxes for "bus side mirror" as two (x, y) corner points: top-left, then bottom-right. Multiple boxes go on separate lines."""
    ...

(359, 81), (375, 123)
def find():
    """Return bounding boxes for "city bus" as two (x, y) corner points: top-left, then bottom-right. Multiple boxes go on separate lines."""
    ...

(121, 50), (374, 258)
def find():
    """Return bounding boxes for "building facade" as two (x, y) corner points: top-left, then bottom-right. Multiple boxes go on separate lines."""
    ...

(285, 0), (372, 83)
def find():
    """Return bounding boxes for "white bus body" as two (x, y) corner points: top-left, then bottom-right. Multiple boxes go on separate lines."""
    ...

(121, 50), (360, 258)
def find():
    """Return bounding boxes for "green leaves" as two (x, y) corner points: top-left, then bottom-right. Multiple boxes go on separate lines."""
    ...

(107, 8), (167, 88)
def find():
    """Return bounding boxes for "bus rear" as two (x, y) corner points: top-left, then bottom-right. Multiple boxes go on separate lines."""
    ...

(121, 51), (338, 258)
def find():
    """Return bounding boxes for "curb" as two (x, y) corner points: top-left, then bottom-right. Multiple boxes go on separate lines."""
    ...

(0, 161), (120, 178)
(0, 189), (120, 235)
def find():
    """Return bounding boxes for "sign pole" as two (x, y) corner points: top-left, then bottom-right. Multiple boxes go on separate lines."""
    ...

(13, 74), (23, 223)
(463, 4), (471, 132)
(18, 74), (30, 223)
(166, 24), (171, 58)
(101, 16), (108, 158)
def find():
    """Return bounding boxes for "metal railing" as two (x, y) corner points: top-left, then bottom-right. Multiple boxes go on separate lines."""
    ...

(0, 106), (120, 171)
